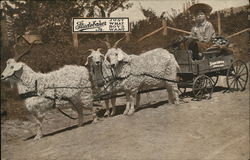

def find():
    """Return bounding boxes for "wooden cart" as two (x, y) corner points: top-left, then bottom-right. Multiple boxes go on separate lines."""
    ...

(172, 46), (248, 99)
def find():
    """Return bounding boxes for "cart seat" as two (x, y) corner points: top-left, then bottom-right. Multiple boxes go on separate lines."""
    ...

(203, 45), (233, 58)
(203, 46), (221, 58)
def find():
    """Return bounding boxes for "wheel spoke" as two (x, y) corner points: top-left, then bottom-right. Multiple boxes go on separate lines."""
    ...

(195, 89), (202, 96)
(234, 64), (239, 74)
(229, 78), (236, 88)
(229, 79), (236, 89)
(194, 85), (203, 90)
(236, 66), (245, 74)
(236, 80), (239, 90)
(239, 73), (247, 76)
(236, 64), (242, 73)
(238, 66), (245, 75)
(227, 76), (235, 80)
(238, 79), (244, 89)
(239, 77), (247, 82)
(233, 80), (237, 90)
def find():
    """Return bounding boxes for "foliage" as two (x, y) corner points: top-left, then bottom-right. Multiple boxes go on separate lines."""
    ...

(86, 0), (133, 17)
(2, 0), (132, 44)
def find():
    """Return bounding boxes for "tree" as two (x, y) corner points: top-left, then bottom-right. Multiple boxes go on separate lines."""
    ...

(3, 0), (133, 44)
(86, 0), (133, 17)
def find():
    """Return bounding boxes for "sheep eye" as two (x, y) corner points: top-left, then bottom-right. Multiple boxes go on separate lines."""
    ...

(10, 66), (14, 69)
(106, 57), (110, 62)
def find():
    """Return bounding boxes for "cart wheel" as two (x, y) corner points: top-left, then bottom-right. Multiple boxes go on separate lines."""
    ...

(211, 75), (219, 87)
(226, 60), (248, 91)
(193, 75), (214, 100)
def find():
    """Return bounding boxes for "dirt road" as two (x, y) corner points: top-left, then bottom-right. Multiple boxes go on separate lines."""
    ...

(1, 87), (249, 160)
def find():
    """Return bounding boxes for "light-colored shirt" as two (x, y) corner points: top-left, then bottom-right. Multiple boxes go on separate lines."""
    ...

(190, 20), (215, 42)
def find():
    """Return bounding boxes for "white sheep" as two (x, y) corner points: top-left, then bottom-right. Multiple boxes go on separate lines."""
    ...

(85, 48), (142, 116)
(85, 48), (117, 116)
(105, 47), (180, 115)
(1, 58), (97, 140)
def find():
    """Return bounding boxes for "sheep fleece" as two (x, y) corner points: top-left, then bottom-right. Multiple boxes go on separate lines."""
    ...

(116, 48), (178, 90)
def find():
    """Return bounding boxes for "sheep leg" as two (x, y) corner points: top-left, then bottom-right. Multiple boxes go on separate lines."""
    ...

(78, 107), (84, 126)
(68, 98), (84, 126)
(172, 83), (180, 104)
(104, 100), (110, 117)
(123, 93), (131, 115)
(33, 115), (44, 141)
(166, 83), (179, 104)
(128, 93), (136, 115)
(92, 107), (99, 123)
(110, 98), (116, 116)
(136, 94), (141, 108)
(146, 93), (152, 105)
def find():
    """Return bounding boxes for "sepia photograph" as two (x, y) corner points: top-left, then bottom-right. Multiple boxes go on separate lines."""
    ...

(1, 0), (249, 159)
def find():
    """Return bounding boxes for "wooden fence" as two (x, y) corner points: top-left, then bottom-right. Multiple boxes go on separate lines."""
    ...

(72, 12), (249, 48)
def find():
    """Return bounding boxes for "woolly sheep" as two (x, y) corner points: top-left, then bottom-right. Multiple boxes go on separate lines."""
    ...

(1, 59), (97, 140)
(85, 48), (142, 115)
(105, 48), (180, 115)
(85, 48), (117, 116)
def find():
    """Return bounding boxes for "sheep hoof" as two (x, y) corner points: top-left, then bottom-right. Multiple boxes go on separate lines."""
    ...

(123, 110), (129, 115)
(127, 109), (135, 115)
(110, 111), (116, 116)
(92, 118), (99, 124)
(174, 101), (180, 105)
(104, 111), (110, 117)
(33, 134), (42, 141)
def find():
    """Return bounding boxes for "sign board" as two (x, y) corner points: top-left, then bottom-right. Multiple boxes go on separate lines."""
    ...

(209, 60), (225, 68)
(72, 18), (129, 33)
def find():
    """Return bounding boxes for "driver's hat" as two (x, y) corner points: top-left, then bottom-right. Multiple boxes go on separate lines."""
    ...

(187, 3), (212, 16)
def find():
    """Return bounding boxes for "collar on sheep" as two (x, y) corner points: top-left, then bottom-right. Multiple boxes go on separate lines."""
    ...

(12, 70), (39, 99)
(19, 80), (39, 99)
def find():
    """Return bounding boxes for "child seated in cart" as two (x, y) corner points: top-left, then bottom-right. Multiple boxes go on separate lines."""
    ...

(176, 3), (233, 60)
(183, 3), (216, 60)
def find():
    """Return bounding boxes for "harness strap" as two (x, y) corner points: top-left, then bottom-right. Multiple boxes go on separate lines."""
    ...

(56, 107), (78, 120)
(19, 91), (38, 99)
(115, 73), (180, 83)
(18, 80), (39, 99)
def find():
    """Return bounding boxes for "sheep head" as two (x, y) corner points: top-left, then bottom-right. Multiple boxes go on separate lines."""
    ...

(1, 42), (36, 81)
(99, 36), (130, 67)
(1, 59), (24, 81)
(84, 48), (105, 66)
(105, 48), (130, 67)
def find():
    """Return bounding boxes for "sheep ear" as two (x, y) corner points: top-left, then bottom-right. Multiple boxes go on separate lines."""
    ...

(117, 53), (124, 62)
(117, 51), (129, 62)
(13, 63), (23, 71)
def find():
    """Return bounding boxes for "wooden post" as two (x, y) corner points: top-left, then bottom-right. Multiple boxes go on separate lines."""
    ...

(162, 19), (168, 36)
(125, 32), (130, 42)
(125, 23), (132, 42)
(217, 11), (222, 35)
(162, 19), (168, 48)
(72, 33), (78, 48)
